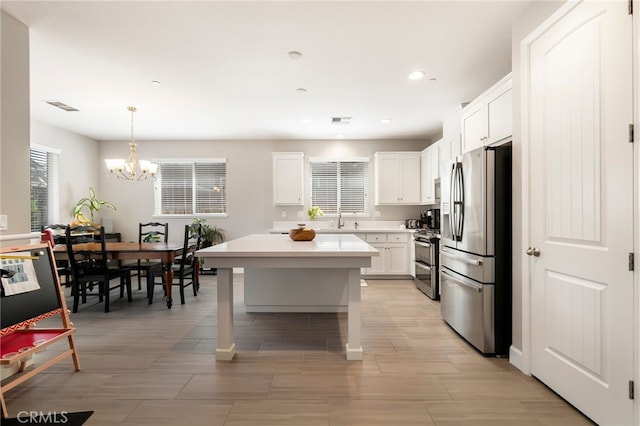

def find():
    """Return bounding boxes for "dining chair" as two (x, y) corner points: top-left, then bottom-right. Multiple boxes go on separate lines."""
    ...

(147, 223), (201, 305)
(65, 224), (132, 313)
(41, 224), (72, 286)
(132, 222), (168, 291)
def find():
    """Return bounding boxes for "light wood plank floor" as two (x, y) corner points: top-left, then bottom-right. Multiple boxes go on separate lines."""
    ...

(3, 276), (595, 425)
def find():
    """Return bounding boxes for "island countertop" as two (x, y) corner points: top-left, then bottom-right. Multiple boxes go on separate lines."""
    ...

(196, 233), (379, 259)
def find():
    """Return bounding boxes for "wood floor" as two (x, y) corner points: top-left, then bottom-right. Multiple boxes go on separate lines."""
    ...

(3, 276), (594, 425)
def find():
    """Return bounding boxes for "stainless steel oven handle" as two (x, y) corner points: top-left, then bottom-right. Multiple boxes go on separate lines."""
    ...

(440, 249), (483, 266)
(414, 241), (432, 249)
(414, 260), (431, 271)
(441, 269), (482, 292)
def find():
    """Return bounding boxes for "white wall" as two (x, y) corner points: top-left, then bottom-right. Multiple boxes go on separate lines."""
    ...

(31, 120), (101, 225)
(99, 138), (430, 243)
(510, 0), (564, 370)
(0, 11), (30, 237)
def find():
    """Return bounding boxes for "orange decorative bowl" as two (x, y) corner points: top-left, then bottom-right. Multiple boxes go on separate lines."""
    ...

(289, 227), (316, 241)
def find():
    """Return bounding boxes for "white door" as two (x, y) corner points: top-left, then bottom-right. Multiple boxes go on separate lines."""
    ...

(528, 1), (634, 425)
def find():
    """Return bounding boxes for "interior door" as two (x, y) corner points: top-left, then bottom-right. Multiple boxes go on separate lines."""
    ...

(528, 1), (634, 425)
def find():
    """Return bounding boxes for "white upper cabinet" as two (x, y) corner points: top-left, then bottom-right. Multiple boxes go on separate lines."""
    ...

(461, 74), (512, 154)
(439, 105), (462, 168)
(420, 142), (440, 205)
(272, 152), (304, 205)
(374, 152), (421, 205)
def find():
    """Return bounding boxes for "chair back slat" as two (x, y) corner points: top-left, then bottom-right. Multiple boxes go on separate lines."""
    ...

(65, 225), (108, 278)
(139, 222), (168, 243)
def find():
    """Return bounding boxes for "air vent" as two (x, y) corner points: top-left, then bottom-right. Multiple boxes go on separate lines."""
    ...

(46, 101), (79, 112)
(331, 116), (352, 124)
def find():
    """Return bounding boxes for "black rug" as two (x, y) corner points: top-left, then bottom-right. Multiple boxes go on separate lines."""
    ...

(2, 411), (93, 425)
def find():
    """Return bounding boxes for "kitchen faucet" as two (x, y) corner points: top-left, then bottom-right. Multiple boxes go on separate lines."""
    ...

(338, 209), (344, 229)
(354, 212), (359, 229)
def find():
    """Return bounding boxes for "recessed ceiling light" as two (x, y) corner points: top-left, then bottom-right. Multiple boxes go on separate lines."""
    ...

(151, 80), (161, 86)
(380, 118), (392, 124)
(287, 51), (303, 60)
(408, 70), (425, 81)
(296, 88), (307, 94)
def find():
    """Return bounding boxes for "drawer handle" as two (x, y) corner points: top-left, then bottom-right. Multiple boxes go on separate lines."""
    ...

(440, 250), (482, 266)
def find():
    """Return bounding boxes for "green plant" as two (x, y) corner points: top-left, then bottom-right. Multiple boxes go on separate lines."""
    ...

(72, 187), (116, 224)
(190, 218), (225, 246)
(307, 206), (323, 221)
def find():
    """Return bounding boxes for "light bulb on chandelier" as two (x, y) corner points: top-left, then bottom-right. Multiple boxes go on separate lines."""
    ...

(105, 106), (158, 181)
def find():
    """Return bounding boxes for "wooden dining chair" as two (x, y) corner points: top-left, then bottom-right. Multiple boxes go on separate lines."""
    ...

(65, 224), (132, 313)
(41, 224), (72, 286)
(132, 222), (168, 291)
(147, 223), (200, 305)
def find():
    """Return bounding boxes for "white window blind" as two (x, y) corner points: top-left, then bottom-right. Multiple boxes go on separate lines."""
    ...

(155, 160), (227, 216)
(310, 159), (368, 215)
(30, 146), (60, 231)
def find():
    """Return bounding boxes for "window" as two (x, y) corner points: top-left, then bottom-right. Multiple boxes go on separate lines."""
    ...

(30, 145), (60, 231)
(310, 158), (369, 215)
(154, 159), (227, 216)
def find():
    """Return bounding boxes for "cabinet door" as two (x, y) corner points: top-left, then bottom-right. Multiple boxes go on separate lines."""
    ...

(399, 155), (421, 203)
(375, 155), (400, 204)
(273, 153), (303, 205)
(386, 244), (408, 274)
(420, 149), (431, 204)
(461, 103), (485, 154)
(367, 242), (386, 274)
(421, 143), (439, 204)
(486, 81), (512, 144)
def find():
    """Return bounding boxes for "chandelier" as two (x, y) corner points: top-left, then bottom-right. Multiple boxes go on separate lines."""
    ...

(105, 106), (158, 181)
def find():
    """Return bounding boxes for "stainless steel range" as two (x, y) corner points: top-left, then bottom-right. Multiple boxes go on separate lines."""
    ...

(413, 229), (439, 300)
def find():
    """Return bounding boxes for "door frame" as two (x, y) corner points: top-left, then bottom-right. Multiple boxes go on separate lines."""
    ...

(518, 0), (638, 423)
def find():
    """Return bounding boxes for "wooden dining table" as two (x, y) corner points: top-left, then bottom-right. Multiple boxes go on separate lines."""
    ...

(53, 242), (185, 309)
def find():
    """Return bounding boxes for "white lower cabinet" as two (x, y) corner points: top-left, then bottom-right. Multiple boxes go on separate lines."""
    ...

(363, 233), (409, 276)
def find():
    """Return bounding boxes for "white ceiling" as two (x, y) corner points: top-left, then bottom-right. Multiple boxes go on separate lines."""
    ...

(2, 1), (531, 142)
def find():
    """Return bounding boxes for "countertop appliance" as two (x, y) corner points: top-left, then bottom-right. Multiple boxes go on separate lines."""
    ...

(405, 219), (421, 229)
(413, 229), (439, 300)
(440, 144), (511, 356)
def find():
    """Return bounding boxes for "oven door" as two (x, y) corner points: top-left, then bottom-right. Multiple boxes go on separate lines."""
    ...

(414, 239), (433, 265)
(414, 260), (437, 300)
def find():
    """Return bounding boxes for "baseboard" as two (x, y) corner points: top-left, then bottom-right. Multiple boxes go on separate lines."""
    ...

(509, 345), (526, 374)
(245, 305), (347, 313)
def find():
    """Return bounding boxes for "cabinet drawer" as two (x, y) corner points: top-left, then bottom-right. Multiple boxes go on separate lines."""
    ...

(387, 233), (408, 243)
(366, 234), (387, 243)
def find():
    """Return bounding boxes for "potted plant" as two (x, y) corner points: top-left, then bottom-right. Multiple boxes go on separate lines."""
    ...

(72, 187), (116, 225)
(190, 218), (225, 275)
(307, 206), (323, 221)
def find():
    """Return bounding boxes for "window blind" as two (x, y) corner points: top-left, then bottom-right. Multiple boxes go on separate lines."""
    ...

(310, 160), (368, 215)
(30, 147), (60, 231)
(157, 160), (226, 216)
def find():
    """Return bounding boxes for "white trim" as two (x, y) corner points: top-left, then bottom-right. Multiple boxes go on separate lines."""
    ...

(633, 2), (639, 425)
(509, 345), (524, 372)
(30, 143), (61, 155)
(309, 156), (370, 163)
(153, 157), (227, 164)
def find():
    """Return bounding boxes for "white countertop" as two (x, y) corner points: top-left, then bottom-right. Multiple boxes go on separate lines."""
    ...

(269, 228), (417, 234)
(197, 233), (379, 258)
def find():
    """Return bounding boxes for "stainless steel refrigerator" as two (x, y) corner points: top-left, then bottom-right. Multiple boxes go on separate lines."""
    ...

(440, 144), (511, 356)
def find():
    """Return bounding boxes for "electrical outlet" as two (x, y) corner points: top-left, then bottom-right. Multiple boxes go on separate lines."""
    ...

(0, 214), (7, 230)
(281, 210), (287, 218)
(296, 211), (303, 218)
(374, 210), (381, 218)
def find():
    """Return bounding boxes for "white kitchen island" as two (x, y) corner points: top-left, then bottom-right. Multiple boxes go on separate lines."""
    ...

(196, 233), (379, 361)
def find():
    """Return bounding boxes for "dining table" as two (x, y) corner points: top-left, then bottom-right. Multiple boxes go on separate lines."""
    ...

(53, 242), (185, 308)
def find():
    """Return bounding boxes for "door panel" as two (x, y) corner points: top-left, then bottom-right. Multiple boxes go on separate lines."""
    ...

(528, 1), (633, 424)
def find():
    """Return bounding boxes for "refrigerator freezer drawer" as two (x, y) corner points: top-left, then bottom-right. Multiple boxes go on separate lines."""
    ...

(440, 267), (495, 354)
(440, 247), (494, 283)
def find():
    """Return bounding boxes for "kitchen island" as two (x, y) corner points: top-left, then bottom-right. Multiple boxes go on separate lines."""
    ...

(196, 233), (378, 361)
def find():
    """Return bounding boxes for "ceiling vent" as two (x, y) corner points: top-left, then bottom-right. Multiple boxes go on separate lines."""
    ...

(46, 101), (79, 112)
(331, 116), (352, 125)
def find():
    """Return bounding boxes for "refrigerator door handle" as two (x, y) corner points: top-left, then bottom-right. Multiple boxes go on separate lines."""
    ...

(441, 269), (482, 292)
(440, 249), (483, 266)
(457, 162), (464, 240)
(449, 162), (456, 240)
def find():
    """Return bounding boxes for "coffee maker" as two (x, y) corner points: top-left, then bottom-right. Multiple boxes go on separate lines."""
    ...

(421, 209), (440, 231)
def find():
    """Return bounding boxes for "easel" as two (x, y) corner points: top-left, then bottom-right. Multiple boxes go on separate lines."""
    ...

(0, 243), (81, 418)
